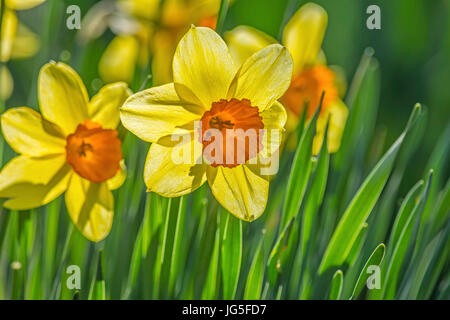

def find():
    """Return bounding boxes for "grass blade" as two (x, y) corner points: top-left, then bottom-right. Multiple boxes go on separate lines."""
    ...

(280, 95), (322, 230)
(319, 104), (422, 274)
(329, 270), (343, 300)
(88, 250), (106, 300)
(244, 240), (264, 300)
(350, 243), (385, 300)
(221, 213), (242, 300)
(382, 170), (433, 299)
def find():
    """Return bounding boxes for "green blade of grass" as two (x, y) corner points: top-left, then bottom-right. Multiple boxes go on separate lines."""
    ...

(280, 95), (322, 231)
(345, 222), (368, 267)
(267, 217), (295, 288)
(215, 0), (230, 36)
(221, 213), (242, 300)
(168, 195), (187, 298)
(88, 250), (106, 300)
(319, 104), (422, 274)
(407, 224), (448, 299)
(300, 128), (329, 259)
(329, 270), (343, 300)
(201, 213), (221, 299)
(382, 170), (433, 299)
(350, 243), (385, 300)
(367, 179), (424, 300)
(244, 240), (264, 300)
(431, 178), (450, 235)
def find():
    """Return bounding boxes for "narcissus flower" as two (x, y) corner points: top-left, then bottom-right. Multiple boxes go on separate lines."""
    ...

(0, 0), (44, 99)
(0, 62), (130, 242)
(86, 0), (220, 85)
(225, 2), (348, 154)
(121, 26), (293, 221)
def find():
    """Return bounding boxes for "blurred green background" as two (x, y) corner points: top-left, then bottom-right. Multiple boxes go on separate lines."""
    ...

(8, 0), (450, 195)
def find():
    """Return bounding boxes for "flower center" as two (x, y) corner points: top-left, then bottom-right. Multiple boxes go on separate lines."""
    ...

(66, 120), (122, 183)
(197, 15), (217, 30)
(281, 65), (338, 118)
(199, 98), (264, 168)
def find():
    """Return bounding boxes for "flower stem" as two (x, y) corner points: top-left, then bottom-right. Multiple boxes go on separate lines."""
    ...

(215, 0), (229, 36)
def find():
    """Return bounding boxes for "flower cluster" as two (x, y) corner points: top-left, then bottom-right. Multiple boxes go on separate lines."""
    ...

(0, 2), (348, 241)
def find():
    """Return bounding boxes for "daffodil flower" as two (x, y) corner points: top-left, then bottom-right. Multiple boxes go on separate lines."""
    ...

(0, 62), (130, 242)
(0, 0), (44, 99)
(225, 2), (349, 154)
(95, 0), (220, 85)
(120, 26), (293, 221)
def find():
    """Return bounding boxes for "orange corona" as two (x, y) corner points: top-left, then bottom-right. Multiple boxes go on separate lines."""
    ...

(66, 120), (122, 183)
(281, 65), (338, 118)
(199, 98), (264, 168)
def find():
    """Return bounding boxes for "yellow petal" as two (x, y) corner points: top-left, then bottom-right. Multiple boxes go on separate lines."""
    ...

(99, 35), (139, 84)
(173, 26), (237, 108)
(0, 155), (71, 210)
(0, 9), (17, 62)
(282, 2), (327, 74)
(120, 82), (203, 143)
(144, 136), (206, 197)
(117, 0), (160, 20)
(107, 159), (126, 190)
(89, 82), (131, 129)
(65, 174), (114, 242)
(6, 0), (46, 10)
(260, 101), (287, 157)
(229, 44), (293, 111)
(10, 21), (40, 59)
(38, 62), (89, 135)
(224, 25), (276, 67)
(312, 99), (348, 155)
(0, 66), (13, 100)
(207, 164), (269, 221)
(1, 107), (66, 157)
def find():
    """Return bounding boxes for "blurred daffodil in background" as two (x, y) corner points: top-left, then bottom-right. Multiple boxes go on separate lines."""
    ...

(80, 0), (220, 85)
(121, 26), (293, 220)
(0, 62), (130, 241)
(225, 2), (348, 154)
(0, 0), (44, 100)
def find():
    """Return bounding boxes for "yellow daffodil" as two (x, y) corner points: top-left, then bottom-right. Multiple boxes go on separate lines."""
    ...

(96, 0), (220, 85)
(0, 62), (130, 242)
(225, 2), (349, 154)
(120, 26), (293, 221)
(0, 0), (44, 99)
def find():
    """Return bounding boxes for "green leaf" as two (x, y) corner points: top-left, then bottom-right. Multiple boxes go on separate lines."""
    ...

(387, 180), (424, 257)
(168, 196), (188, 297)
(280, 96), (322, 230)
(345, 222), (368, 266)
(267, 217), (296, 287)
(318, 104), (422, 274)
(383, 170), (433, 299)
(221, 213), (242, 300)
(215, 0), (230, 36)
(300, 126), (329, 258)
(202, 214), (221, 299)
(350, 243), (385, 300)
(244, 241), (264, 300)
(329, 270), (343, 300)
(407, 224), (449, 299)
(88, 250), (106, 300)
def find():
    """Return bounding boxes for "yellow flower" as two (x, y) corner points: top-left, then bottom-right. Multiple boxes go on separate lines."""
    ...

(120, 26), (293, 221)
(225, 2), (349, 154)
(0, 62), (130, 242)
(98, 0), (220, 85)
(0, 0), (44, 99)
